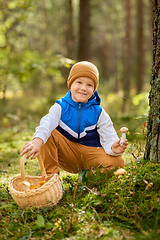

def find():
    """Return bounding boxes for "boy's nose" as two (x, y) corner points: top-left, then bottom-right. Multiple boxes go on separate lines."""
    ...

(80, 84), (87, 90)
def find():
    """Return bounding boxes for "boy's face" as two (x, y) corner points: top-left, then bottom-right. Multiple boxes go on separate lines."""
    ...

(70, 77), (94, 103)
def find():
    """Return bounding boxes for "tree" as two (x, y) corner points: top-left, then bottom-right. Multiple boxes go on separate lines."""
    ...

(144, 0), (160, 163)
(0, 0), (36, 115)
(122, 0), (131, 112)
(65, 0), (74, 59)
(78, 0), (91, 61)
(136, 0), (144, 94)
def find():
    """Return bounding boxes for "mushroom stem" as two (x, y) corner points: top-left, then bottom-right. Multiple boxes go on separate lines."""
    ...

(120, 127), (128, 144)
(121, 133), (126, 144)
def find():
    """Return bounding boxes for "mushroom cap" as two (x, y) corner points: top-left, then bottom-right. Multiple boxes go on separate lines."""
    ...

(120, 127), (128, 133)
(23, 181), (31, 187)
(115, 168), (127, 176)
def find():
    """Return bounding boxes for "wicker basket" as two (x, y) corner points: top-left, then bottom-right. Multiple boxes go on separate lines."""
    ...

(9, 154), (63, 208)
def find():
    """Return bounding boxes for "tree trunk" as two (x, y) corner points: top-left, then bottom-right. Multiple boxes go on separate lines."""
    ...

(122, 0), (131, 112)
(136, 0), (144, 94)
(144, 0), (160, 163)
(78, 0), (91, 61)
(66, 0), (74, 58)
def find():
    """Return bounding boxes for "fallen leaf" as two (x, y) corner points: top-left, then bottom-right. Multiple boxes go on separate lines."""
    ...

(97, 229), (105, 237)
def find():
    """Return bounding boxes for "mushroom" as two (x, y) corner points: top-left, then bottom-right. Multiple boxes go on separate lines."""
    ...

(115, 168), (127, 176)
(23, 181), (31, 187)
(120, 127), (128, 144)
(23, 181), (31, 190)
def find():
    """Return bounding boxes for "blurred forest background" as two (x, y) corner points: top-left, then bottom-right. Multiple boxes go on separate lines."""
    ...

(0, 0), (152, 140)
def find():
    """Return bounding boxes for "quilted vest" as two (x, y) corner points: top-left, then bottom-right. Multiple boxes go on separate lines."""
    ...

(56, 90), (102, 147)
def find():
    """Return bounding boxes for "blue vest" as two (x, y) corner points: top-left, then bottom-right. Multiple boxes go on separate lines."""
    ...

(56, 90), (102, 147)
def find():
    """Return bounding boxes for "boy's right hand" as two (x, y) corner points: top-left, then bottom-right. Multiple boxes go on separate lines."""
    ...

(20, 138), (43, 160)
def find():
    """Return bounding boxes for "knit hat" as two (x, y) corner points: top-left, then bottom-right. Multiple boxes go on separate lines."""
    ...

(67, 61), (99, 90)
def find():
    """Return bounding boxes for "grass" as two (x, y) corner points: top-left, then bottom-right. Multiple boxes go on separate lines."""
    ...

(0, 123), (160, 240)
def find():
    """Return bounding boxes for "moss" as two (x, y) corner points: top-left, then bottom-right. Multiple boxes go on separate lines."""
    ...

(80, 160), (160, 232)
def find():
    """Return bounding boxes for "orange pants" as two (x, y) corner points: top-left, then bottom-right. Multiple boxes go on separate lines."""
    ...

(37, 129), (125, 176)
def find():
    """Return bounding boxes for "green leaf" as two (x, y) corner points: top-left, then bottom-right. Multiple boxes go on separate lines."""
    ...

(35, 214), (45, 228)
(45, 222), (53, 230)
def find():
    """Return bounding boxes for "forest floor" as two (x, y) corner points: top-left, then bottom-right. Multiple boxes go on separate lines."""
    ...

(0, 119), (160, 239)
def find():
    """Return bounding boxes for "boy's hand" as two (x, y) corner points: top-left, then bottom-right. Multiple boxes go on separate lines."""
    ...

(20, 138), (43, 160)
(111, 138), (128, 154)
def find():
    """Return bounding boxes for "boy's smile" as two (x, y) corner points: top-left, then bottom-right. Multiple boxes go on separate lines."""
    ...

(70, 77), (95, 103)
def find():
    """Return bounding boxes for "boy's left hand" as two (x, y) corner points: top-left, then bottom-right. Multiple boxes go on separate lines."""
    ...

(111, 138), (128, 154)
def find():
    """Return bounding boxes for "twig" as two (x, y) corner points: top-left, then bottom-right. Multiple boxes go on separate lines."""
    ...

(91, 206), (102, 224)
(83, 185), (99, 195)
(67, 185), (78, 232)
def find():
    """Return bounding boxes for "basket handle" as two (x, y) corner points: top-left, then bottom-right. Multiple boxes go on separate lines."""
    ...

(20, 154), (47, 182)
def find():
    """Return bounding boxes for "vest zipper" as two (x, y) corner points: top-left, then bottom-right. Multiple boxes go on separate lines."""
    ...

(78, 103), (81, 139)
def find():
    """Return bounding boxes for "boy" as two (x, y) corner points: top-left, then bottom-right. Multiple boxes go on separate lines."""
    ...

(21, 61), (128, 180)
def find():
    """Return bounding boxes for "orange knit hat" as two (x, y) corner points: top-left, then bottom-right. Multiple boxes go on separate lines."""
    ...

(67, 61), (99, 90)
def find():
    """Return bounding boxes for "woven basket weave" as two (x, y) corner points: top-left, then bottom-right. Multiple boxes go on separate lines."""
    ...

(9, 154), (63, 208)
